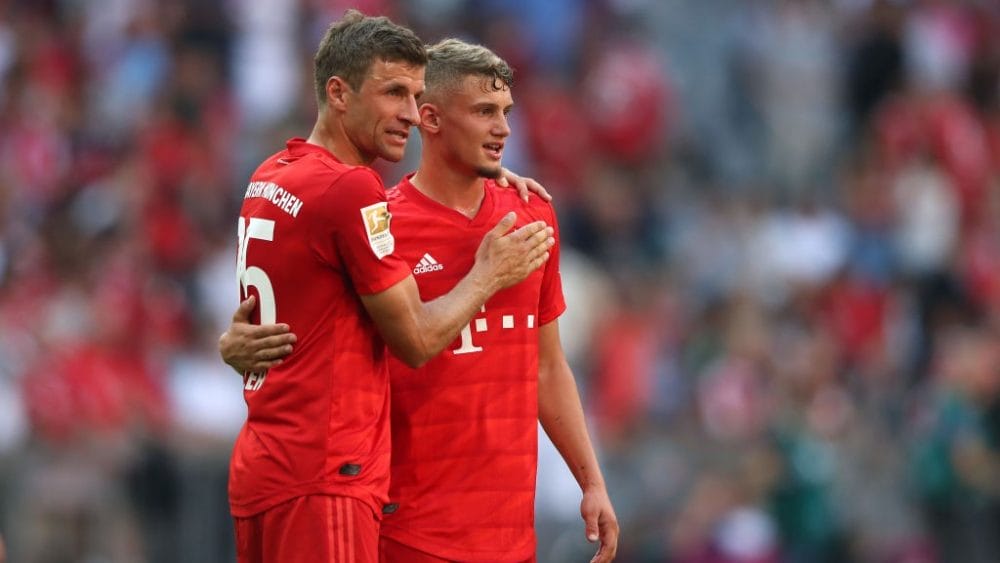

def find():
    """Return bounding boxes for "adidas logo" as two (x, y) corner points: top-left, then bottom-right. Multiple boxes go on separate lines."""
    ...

(413, 253), (444, 274)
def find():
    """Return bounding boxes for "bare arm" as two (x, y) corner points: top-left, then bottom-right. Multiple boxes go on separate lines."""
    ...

(220, 212), (553, 371)
(361, 212), (553, 368)
(538, 320), (619, 563)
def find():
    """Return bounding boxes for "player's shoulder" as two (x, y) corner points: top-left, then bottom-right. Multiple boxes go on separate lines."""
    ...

(255, 147), (379, 191)
(310, 157), (382, 192)
(486, 179), (556, 222)
(384, 180), (422, 220)
(385, 182), (407, 204)
(249, 148), (287, 178)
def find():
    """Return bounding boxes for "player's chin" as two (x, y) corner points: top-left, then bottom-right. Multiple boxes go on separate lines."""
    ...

(379, 145), (407, 162)
(476, 164), (503, 180)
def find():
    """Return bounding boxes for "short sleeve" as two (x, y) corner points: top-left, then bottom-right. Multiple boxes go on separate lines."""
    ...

(326, 168), (411, 295)
(537, 203), (566, 325)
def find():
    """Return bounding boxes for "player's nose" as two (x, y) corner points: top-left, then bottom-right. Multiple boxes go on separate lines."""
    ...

(400, 95), (420, 127)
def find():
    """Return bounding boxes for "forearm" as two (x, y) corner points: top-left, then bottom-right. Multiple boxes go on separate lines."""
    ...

(410, 264), (497, 363)
(364, 266), (498, 368)
(538, 360), (606, 492)
(365, 213), (554, 367)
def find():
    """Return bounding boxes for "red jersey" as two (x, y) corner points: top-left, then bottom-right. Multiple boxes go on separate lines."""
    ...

(380, 176), (566, 562)
(228, 138), (411, 518)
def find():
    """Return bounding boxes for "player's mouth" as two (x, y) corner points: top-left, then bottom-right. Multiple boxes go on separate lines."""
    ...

(483, 142), (504, 160)
(387, 129), (409, 146)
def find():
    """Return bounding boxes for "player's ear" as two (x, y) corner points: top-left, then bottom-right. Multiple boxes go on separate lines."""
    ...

(326, 76), (351, 111)
(419, 103), (441, 132)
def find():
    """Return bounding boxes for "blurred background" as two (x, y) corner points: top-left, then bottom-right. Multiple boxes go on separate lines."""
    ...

(0, 0), (999, 561)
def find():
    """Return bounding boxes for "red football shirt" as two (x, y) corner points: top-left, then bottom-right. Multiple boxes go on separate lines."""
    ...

(228, 138), (411, 518)
(379, 176), (566, 562)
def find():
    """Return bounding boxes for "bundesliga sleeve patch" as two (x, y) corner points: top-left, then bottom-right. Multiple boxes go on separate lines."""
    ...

(360, 202), (395, 259)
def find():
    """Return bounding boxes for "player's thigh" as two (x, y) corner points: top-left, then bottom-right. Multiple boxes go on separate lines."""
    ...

(236, 495), (378, 563)
(378, 537), (535, 563)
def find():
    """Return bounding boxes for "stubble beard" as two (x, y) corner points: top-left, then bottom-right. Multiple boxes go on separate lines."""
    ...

(476, 164), (503, 179)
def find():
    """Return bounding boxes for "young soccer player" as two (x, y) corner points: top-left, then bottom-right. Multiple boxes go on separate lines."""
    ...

(376, 39), (619, 563)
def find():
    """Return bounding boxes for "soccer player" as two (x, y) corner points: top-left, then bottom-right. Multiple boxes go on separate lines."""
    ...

(223, 39), (619, 562)
(228, 12), (554, 563)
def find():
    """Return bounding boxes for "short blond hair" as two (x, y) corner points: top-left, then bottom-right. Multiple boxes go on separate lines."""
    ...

(422, 39), (513, 102)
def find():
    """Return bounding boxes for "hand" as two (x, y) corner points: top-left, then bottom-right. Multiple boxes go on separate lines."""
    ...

(582, 487), (619, 563)
(219, 295), (297, 374)
(497, 167), (552, 202)
(474, 212), (554, 292)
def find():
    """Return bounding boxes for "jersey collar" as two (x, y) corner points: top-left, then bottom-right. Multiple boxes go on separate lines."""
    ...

(397, 173), (497, 228)
(285, 138), (342, 162)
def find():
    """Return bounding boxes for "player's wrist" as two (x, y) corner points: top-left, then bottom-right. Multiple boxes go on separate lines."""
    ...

(580, 477), (608, 495)
(467, 260), (502, 297)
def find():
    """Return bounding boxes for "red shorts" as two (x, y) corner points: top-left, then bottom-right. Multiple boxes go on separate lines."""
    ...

(378, 535), (536, 563)
(234, 495), (378, 563)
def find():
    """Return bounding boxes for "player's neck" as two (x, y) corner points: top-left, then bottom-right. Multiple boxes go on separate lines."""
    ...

(307, 116), (371, 167)
(411, 157), (486, 219)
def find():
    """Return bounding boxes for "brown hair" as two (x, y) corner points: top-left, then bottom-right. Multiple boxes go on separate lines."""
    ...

(313, 10), (427, 103)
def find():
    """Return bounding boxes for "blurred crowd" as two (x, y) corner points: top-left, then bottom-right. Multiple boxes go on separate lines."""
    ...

(0, 0), (998, 562)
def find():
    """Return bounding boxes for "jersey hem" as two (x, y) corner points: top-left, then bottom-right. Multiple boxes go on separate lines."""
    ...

(379, 524), (535, 563)
(230, 483), (385, 520)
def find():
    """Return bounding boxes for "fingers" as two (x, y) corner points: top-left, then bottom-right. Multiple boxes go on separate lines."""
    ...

(253, 347), (290, 364)
(253, 334), (297, 356)
(510, 221), (552, 243)
(242, 332), (296, 370)
(527, 251), (550, 272)
(498, 166), (553, 202)
(247, 357), (285, 372)
(244, 323), (295, 339)
(220, 320), (297, 374)
(487, 211), (517, 238)
(589, 537), (616, 563)
(513, 222), (554, 272)
(252, 342), (294, 362)
(528, 226), (555, 247)
(227, 339), (294, 373)
(584, 511), (600, 544)
(523, 177), (553, 202)
(232, 295), (256, 322)
(521, 226), (554, 258)
(512, 177), (531, 202)
(231, 300), (295, 341)
(592, 518), (619, 563)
